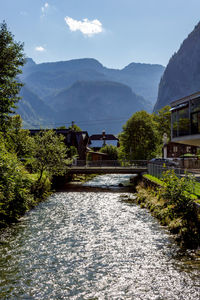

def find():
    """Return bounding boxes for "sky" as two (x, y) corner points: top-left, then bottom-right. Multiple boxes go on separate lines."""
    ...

(0, 0), (200, 69)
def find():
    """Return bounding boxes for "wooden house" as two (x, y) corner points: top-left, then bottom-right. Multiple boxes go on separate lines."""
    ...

(89, 130), (119, 151)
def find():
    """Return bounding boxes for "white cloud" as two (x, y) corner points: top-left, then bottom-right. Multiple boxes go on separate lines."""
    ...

(41, 2), (49, 15)
(64, 17), (103, 37)
(35, 46), (45, 52)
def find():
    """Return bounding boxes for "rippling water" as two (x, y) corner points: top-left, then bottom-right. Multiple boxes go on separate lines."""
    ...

(0, 174), (200, 299)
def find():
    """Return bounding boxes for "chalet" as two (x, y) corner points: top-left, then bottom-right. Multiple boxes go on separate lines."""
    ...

(89, 130), (119, 151)
(87, 150), (108, 161)
(29, 129), (89, 160)
(163, 142), (198, 158)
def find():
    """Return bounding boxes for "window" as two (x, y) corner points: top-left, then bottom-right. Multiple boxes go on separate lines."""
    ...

(172, 110), (178, 138)
(172, 106), (190, 137)
(177, 106), (190, 136)
(186, 146), (191, 152)
(191, 97), (200, 113)
(191, 112), (200, 134)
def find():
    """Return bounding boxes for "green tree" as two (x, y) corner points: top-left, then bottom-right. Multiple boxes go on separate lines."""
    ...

(32, 130), (70, 183)
(68, 124), (82, 131)
(0, 136), (33, 227)
(67, 145), (78, 158)
(0, 21), (25, 131)
(153, 105), (171, 142)
(57, 124), (82, 131)
(6, 115), (34, 159)
(119, 110), (159, 160)
(99, 144), (118, 160)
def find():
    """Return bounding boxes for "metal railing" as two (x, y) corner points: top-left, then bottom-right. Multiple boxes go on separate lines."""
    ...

(148, 163), (184, 179)
(148, 162), (200, 184)
(72, 159), (148, 168)
(147, 163), (200, 202)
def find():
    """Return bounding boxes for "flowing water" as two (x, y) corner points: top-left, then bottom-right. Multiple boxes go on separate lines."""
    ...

(0, 174), (200, 300)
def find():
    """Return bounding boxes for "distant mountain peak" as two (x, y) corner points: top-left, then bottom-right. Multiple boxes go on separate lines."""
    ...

(37, 57), (104, 71)
(25, 57), (36, 66)
(122, 62), (165, 73)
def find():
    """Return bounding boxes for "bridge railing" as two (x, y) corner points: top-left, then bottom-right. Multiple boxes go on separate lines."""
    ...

(72, 160), (148, 168)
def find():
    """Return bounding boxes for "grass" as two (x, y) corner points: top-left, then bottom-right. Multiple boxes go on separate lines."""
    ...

(143, 174), (164, 186)
(143, 173), (200, 200)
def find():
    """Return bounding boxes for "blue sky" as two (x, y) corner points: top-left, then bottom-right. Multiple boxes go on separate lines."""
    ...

(1, 0), (200, 68)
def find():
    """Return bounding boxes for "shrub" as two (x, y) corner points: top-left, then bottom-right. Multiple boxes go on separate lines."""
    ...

(0, 141), (34, 227)
(161, 170), (195, 217)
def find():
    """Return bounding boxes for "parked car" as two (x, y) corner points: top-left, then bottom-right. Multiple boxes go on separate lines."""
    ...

(149, 158), (179, 167)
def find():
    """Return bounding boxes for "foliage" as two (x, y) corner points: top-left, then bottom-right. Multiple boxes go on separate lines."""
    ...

(0, 137), (34, 227)
(136, 178), (200, 248)
(161, 170), (195, 216)
(57, 124), (82, 131)
(6, 115), (35, 158)
(99, 144), (118, 160)
(119, 110), (159, 160)
(119, 106), (171, 159)
(66, 145), (78, 158)
(57, 126), (67, 129)
(0, 21), (25, 131)
(32, 130), (69, 182)
(68, 124), (82, 132)
(153, 105), (171, 142)
(143, 174), (164, 186)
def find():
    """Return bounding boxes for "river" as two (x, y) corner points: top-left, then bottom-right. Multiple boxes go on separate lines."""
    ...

(0, 174), (200, 299)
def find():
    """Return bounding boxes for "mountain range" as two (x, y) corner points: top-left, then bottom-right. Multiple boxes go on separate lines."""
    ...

(154, 21), (200, 111)
(18, 58), (165, 134)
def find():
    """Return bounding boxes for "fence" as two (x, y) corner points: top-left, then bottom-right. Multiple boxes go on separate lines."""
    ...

(147, 163), (200, 196)
(148, 163), (184, 179)
(74, 160), (148, 168)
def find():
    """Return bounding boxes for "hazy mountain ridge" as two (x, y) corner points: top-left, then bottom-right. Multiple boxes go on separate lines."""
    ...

(18, 58), (164, 133)
(16, 85), (55, 127)
(154, 22), (200, 111)
(22, 58), (164, 104)
(46, 80), (150, 133)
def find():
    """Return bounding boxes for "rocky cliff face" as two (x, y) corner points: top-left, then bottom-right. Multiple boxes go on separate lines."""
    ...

(154, 22), (200, 111)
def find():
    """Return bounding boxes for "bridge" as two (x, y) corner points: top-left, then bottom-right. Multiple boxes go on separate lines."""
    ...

(68, 160), (148, 175)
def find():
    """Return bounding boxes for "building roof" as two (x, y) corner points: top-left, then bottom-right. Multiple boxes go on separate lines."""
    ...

(89, 134), (118, 141)
(170, 91), (200, 107)
(165, 141), (198, 148)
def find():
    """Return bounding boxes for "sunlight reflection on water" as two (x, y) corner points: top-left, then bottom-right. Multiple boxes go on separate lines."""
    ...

(0, 174), (200, 299)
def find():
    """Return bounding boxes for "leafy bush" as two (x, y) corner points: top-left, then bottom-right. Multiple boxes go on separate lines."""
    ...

(0, 140), (34, 227)
(161, 170), (195, 216)
(99, 144), (118, 160)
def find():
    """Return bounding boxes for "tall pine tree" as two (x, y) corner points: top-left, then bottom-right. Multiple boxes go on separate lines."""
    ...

(0, 21), (25, 131)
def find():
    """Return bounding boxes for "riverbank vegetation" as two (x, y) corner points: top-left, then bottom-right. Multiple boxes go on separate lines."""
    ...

(0, 22), (70, 228)
(0, 123), (70, 228)
(134, 171), (200, 249)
